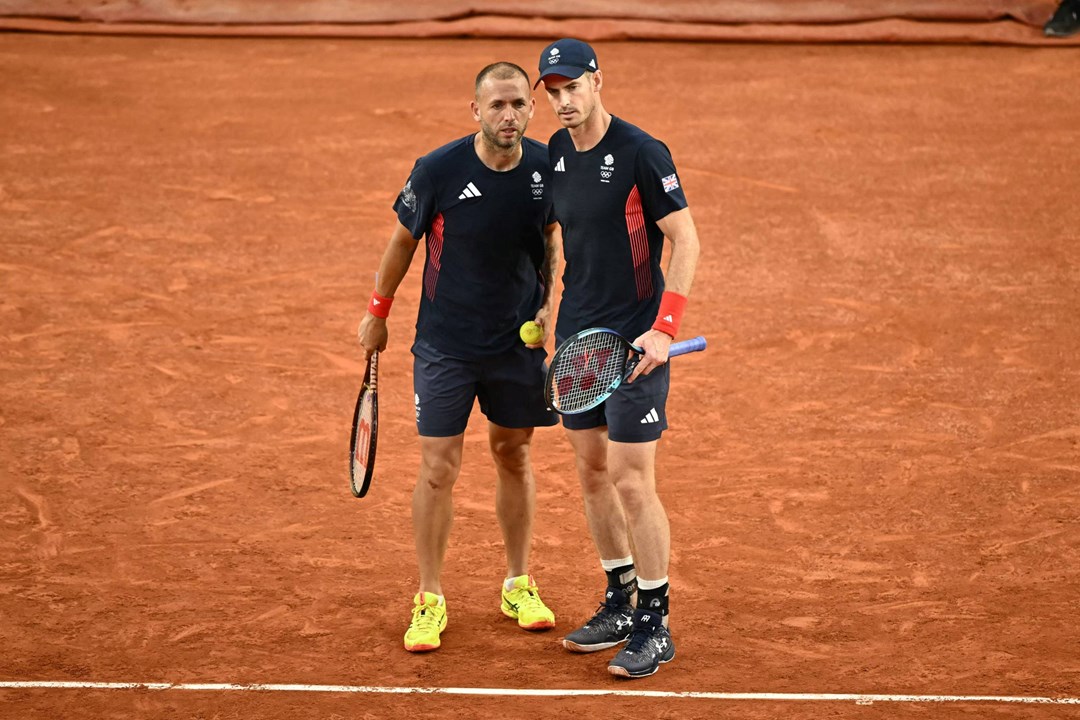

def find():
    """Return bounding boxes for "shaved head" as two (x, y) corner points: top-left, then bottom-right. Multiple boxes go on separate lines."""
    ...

(475, 62), (531, 96)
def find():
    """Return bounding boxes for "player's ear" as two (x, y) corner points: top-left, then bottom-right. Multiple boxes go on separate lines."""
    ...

(470, 99), (481, 122)
(592, 69), (603, 92)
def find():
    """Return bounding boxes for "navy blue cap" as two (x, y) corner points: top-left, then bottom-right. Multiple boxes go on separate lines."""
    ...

(534, 38), (599, 89)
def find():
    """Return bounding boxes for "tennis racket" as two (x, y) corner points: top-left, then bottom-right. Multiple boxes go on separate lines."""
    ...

(545, 328), (706, 415)
(349, 350), (379, 498)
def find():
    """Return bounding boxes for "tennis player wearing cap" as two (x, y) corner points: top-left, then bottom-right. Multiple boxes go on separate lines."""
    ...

(535, 38), (701, 678)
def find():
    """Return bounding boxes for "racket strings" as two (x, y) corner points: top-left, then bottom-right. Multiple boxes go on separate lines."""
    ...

(550, 333), (626, 412)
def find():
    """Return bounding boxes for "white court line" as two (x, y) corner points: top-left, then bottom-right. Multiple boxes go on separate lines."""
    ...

(1, 681), (1078, 705)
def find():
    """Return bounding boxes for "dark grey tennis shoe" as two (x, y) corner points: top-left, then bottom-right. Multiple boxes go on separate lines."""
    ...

(607, 610), (675, 678)
(562, 587), (634, 652)
(1045, 0), (1080, 37)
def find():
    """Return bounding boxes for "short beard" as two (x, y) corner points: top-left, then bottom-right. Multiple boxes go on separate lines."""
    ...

(481, 123), (522, 151)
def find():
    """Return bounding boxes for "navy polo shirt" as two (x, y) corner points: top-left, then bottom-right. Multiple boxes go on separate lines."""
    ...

(548, 117), (688, 341)
(393, 135), (554, 359)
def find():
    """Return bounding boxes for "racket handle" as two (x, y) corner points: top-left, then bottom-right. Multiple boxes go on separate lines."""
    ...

(670, 335), (707, 357)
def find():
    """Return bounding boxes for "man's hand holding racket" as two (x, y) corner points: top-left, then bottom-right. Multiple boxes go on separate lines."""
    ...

(357, 313), (388, 357)
(351, 271), (396, 499)
(627, 328), (674, 383)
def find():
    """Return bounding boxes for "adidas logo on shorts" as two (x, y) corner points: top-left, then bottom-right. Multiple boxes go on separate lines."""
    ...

(640, 408), (659, 424)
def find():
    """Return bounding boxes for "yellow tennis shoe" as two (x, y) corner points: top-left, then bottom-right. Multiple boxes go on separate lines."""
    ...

(404, 592), (447, 652)
(500, 575), (555, 630)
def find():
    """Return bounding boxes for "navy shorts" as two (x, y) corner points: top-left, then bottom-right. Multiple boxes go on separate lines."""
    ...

(560, 362), (670, 443)
(412, 338), (559, 437)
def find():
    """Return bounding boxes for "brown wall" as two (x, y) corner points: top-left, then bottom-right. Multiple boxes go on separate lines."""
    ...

(0, 1), (1075, 45)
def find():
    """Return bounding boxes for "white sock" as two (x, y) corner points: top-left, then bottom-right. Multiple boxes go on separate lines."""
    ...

(601, 556), (634, 571)
(637, 576), (668, 591)
(504, 574), (529, 591)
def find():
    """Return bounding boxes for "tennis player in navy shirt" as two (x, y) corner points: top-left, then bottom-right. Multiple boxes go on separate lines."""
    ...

(536, 39), (701, 678)
(357, 62), (560, 653)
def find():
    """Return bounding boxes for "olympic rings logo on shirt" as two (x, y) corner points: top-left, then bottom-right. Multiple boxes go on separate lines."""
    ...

(600, 170), (612, 179)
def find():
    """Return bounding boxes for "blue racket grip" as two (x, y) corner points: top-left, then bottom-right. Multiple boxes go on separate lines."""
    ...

(670, 335), (707, 357)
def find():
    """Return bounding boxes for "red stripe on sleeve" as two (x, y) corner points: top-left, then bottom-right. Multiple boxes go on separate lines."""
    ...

(625, 186), (653, 300)
(423, 213), (445, 301)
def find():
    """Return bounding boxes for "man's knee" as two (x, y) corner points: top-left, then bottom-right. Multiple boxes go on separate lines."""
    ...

(612, 473), (657, 515)
(489, 427), (533, 472)
(418, 441), (463, 491)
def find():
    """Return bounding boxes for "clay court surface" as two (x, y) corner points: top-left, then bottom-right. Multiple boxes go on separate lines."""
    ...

(1, 34), (1079, 718)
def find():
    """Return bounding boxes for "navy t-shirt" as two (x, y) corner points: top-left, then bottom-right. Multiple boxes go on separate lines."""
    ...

(548, 117), (688, 341)
(393, 135), (554, 359)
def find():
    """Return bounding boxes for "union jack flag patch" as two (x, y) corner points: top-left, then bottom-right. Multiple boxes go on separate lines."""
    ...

(662, 173), (680, 193)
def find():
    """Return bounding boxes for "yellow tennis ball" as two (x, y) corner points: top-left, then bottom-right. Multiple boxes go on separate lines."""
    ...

(519, 321), (544, 345)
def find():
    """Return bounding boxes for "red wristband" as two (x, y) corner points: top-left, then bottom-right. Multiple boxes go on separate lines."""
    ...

(651, 291), (687, 337)
(368, 290), (393, 319)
